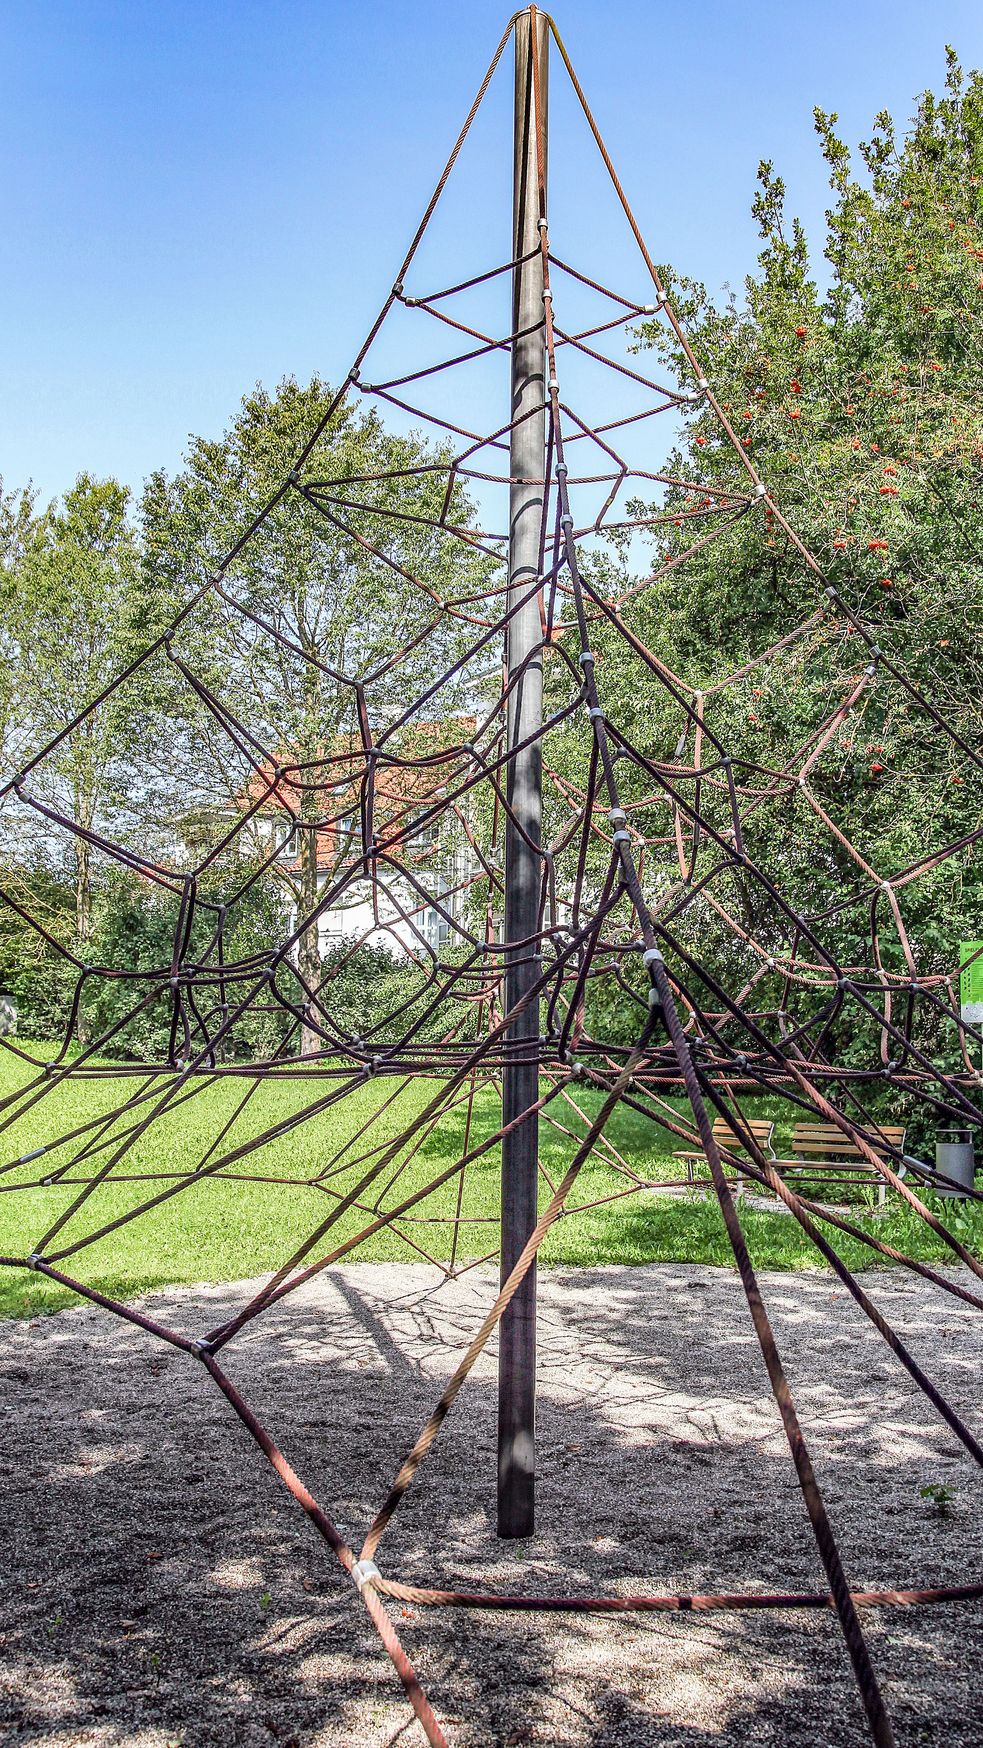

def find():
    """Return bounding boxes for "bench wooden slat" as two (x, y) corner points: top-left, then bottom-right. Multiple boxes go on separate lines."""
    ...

(783, 1132), (902, 1146)
(789, 1124), (904, 1141)
(788, 1137), (906, 1146)
(788, 1124), (904, 1162)
(791, 1142), (873, 1156)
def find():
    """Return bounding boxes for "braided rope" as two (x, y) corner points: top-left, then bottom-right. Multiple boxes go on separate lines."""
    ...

(3, 13), (982, 1746)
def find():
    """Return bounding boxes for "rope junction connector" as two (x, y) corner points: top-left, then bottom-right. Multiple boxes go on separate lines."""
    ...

(353, 1559), (382, 1594)
(6, 15), (982, 1737)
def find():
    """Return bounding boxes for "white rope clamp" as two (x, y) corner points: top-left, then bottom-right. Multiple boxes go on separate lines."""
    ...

(642, 946), (663, 966)
(587, 706), (604, 720)
(353, 1559), (382, 1593)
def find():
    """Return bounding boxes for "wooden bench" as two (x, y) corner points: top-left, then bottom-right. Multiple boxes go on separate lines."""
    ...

(774, 1122), (906, 1208)
(674, 1115), (775, 1196)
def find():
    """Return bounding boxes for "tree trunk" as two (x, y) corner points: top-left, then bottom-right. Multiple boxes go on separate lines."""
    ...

(74, 832), (92, 1046)
(295, 617), (328, 1062)
(297, 812), (322, 1059)
(75, 836), (91, 943)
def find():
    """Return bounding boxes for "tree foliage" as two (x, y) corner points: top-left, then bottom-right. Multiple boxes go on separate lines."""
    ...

(140, 376), (488, 1049)
(569, 53), (983, 1090)
(6, 474), (152, 956)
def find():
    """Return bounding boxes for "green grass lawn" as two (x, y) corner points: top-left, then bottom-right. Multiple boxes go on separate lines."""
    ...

(0, 1044), (979, 1319)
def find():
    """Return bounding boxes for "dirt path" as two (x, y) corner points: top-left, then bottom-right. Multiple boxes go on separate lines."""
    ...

(2, 1262), (981, 1747)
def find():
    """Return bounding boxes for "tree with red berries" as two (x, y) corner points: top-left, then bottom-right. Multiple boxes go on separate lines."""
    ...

(601, 50), (983, 1092)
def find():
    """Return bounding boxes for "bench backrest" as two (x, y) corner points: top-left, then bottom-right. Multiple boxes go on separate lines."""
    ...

(710, 1115), (774, 1156)
(790, 1122), (905, 1160)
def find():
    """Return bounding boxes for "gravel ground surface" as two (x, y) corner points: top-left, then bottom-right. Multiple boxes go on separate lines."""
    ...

(1, 1261), (982, 1748)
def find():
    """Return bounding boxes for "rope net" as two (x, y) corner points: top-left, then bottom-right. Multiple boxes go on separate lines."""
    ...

(2, 12), (981, 1745)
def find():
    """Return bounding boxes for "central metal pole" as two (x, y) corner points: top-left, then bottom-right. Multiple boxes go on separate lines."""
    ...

(498, 6), (547, 1541)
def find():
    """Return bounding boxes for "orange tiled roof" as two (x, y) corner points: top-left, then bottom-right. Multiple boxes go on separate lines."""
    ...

(244, 718), (476, 874)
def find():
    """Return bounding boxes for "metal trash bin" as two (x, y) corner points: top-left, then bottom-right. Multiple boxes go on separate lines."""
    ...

(935, 1128), (976, 1198)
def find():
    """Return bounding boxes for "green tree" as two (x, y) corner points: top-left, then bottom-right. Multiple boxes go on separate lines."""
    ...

(11, 475), (146, 951)
(583, 51), (983, 1082)
(0, 480), (38, 775)
(141, 376), (488, 1053)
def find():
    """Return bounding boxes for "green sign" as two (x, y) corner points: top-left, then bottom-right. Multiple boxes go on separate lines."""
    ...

(959, 942), (983, 1009)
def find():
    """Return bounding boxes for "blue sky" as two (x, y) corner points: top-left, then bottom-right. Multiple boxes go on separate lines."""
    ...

(3, 0), (983, 507)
